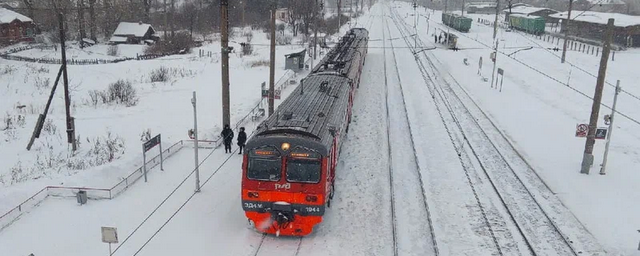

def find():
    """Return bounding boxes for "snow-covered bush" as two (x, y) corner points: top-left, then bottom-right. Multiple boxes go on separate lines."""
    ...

(247, 59), (270, 68)
(150, 66), (170, 82)
(107, 45), (119, 56)
(86, 80), (138, 107)
(108, 80), (138, 107)
(2, 65), (16, 75)
(43, 118), (57, 135)
(34, 76), (50, 90)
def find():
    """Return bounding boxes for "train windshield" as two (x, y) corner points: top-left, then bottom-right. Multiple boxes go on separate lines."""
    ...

(286, 158), (321, 183)
(247, 147), (281, 181)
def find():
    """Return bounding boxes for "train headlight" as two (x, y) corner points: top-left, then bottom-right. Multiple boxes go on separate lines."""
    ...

(281, 143), (290, 151)
(305, 195), (318, 202)
(248, 192), (259, 198)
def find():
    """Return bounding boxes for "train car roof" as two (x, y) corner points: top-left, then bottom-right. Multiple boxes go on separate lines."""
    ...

(253, 73), (351, 148)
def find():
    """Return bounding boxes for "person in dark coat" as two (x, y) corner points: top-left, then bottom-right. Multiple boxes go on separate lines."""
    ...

(237, 127), (247, 154)
(221, 124), (234, 153)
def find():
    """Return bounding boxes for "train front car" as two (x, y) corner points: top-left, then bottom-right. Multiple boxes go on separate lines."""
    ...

(241, 28), (368, 236)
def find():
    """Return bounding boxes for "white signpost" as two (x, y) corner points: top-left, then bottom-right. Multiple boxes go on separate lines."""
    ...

(101, 226), (118, 255)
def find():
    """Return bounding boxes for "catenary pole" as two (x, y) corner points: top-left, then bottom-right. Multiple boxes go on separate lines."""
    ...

(600, 80), (620, 175)
(268, 7), (276, 116)
(192, 91), (200, 192)
(561, 0), (573, 63)
(221, 0), (230, 127)
(581, 18), (615, 174)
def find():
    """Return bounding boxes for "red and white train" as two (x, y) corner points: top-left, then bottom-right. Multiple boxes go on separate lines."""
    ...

(241, 28), (369, 236)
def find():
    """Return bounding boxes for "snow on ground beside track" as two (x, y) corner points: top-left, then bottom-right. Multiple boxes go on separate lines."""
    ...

(0, 30), (308, 214)
(395, 2), (640, 254)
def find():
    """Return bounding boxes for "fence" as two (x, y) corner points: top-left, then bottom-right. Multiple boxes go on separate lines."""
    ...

(0, 140), (187, 232)
(0, 44), (183, 65)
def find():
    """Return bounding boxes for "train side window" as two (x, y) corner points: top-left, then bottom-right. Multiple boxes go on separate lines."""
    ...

(248, 147), (282, 181)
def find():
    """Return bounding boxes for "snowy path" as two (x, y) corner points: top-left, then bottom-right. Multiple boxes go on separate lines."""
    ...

(387, 4), (604, 256)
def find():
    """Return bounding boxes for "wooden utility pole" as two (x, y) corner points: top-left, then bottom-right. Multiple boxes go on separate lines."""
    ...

(221, 0), (230, 126)
(77, 0), (85, 44)
(58, 12), (77, 151)
(268, 7), (276, 116)
(492, 0), (500, 40)
(561, 0), (573, 63)
(580, 18), (615, 174)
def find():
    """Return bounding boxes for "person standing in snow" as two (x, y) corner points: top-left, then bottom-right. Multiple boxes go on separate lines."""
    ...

(221, 124), (234, 153)
(237, 127), (247, 154)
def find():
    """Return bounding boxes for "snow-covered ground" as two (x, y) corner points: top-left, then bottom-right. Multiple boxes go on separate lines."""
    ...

(2, 1), (640, 255)
(397, 2), (640, 255)
(0, 29), (309, 212)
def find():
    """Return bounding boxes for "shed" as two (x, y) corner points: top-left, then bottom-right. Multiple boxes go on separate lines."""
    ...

(109, 22), (158, 45)
(550, 11), (640, 47)
(0, 7), (36, 44)
(503, 6), (559, 23)
(284, 49), (306, 71)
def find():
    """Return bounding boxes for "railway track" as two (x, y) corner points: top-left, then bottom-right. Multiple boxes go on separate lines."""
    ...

(387, 6), (589, 256)
(382, 8), (438, 256)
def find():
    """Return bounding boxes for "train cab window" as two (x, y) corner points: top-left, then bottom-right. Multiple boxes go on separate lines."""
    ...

(286, 148), (322, 183)
(248, 147), (282, 181)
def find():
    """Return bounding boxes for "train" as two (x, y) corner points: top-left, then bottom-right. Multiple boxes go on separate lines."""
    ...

(508, 14), (545, 35)
(241, 28), (369, 236)
(441, 12), (472, 33)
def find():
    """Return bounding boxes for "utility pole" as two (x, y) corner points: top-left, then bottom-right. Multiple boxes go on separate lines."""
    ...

(561, 0), (573, 63)
(462, 0), (465, 16)
(58, 12), (77, 151)
(600, 80), (620, 175)
(268, 7), (276, 116)
(192, 91), (200, 192)
(580, 18), (615, 175)
(444, 0), (448, 13)
(493, 0), (500, 40)
(221, 0), (230, 127)
(490, 40), (499, 88)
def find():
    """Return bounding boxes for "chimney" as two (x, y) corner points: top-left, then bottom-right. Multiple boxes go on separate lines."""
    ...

(300, 79), (304, 95)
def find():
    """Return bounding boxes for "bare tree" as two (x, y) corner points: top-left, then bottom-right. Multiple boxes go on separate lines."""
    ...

(87, 0), (97, 41)
(77, 0), (86, 42)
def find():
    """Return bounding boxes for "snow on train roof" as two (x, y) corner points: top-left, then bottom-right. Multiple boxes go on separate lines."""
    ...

(550, 11), (640, 27)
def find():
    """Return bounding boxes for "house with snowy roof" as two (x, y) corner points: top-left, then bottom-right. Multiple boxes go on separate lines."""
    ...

(109, 22), (159, 45)
(0, 7), (36, 44)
